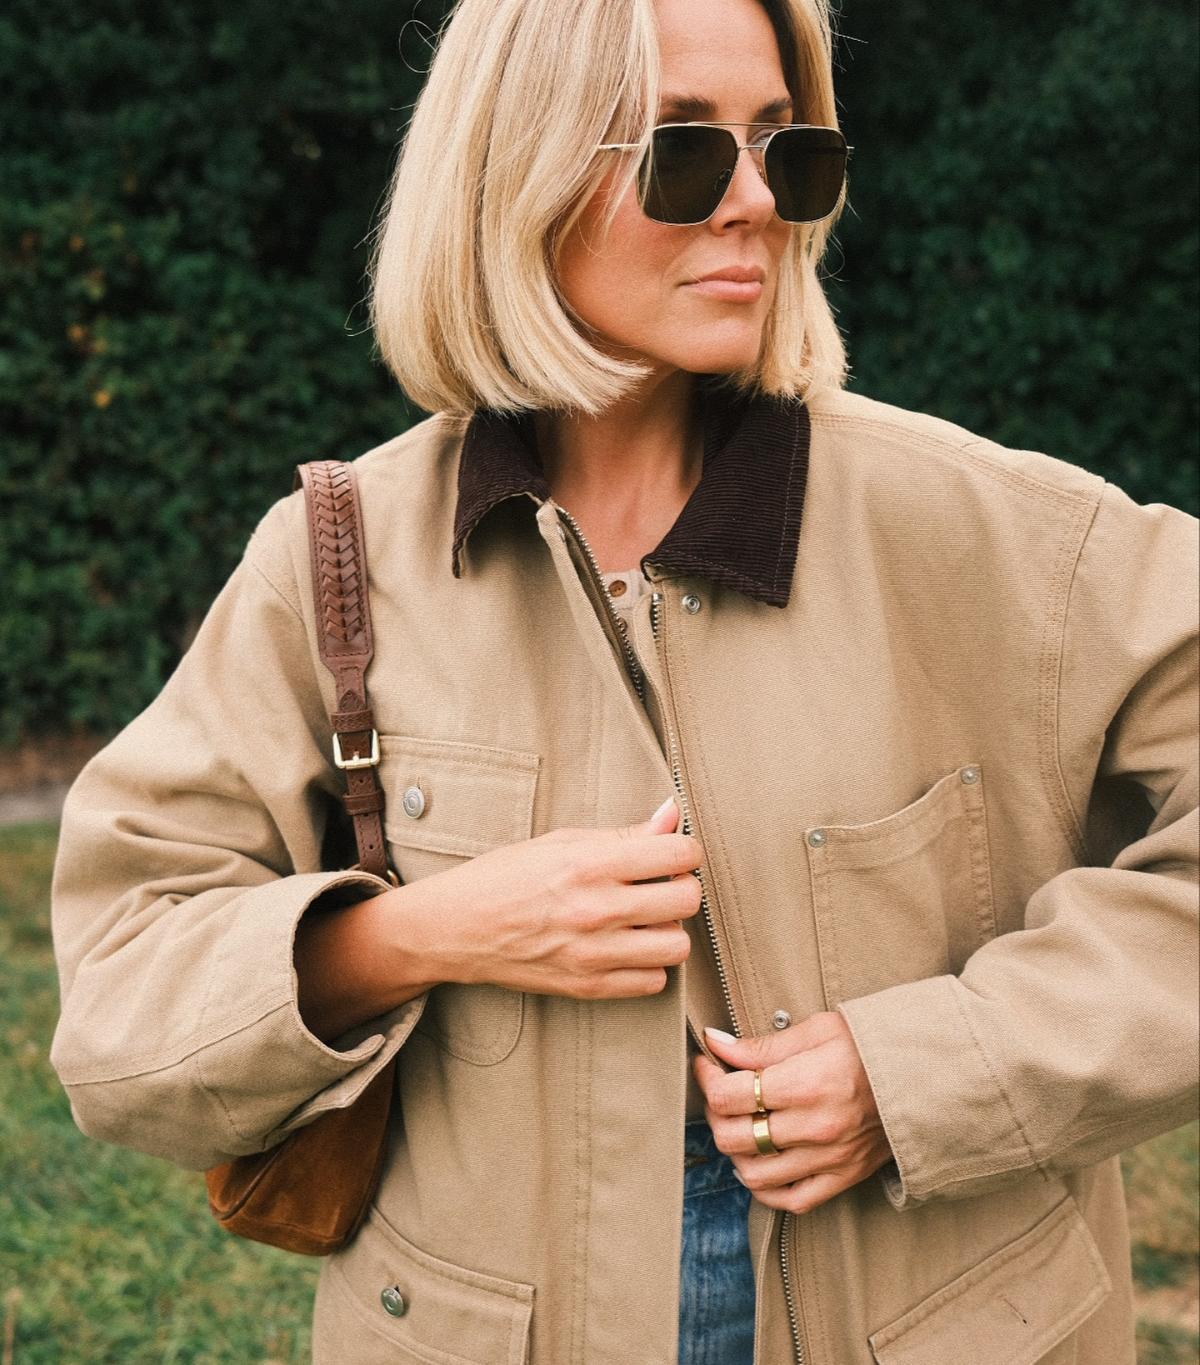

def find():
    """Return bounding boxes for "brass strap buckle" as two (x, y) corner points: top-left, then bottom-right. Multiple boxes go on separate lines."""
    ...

(332, 730), (380, 770)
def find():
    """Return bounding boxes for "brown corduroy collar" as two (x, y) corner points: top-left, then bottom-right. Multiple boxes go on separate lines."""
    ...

(452, 383), (810, 608)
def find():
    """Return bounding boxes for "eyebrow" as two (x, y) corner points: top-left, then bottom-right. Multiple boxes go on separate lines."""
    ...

(658, 94), (794, 122)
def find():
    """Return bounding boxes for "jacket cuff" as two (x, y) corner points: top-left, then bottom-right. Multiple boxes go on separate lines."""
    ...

(199, 870), (428, 1153)
(840, 975), (1039, 1208)
(57, 871), (426, 1170)
(263, 996), (425, 1145)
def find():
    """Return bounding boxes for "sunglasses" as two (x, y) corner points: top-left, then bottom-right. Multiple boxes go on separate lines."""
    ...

(599, 122), (848, 226)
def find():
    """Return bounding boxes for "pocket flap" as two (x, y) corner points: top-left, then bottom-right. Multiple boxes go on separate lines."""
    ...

(324, 1209), (533, 1365)
(381, 736), (539, 858)
(868, 1197), (1111, 1365)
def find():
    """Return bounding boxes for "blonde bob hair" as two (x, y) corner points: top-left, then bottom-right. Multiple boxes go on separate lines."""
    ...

(372, 0), (846, 416)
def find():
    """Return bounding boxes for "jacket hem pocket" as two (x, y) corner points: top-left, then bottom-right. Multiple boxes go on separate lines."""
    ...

(317, 1208), (533, 1365)
(868, 1195), (1110, 1365)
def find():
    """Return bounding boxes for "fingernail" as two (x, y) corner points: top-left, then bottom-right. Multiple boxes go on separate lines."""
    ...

(651, 796), (676, 820)
(704, 1027), (736, 1045)
(732, 1169), (747, 1186)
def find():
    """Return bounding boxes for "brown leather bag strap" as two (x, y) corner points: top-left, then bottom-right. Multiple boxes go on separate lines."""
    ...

(294, 460), (392, 882)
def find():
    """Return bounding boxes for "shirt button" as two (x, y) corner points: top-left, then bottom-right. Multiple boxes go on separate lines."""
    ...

(608, 579), (627, 598)
(401, 785), (426, 819)
(681, 594), (702, 614)
(380, 1285), (407, 1317)
(807, 829), (826, 848)
(960, 766), (980, 785)
(772, 1010), (792, 1030)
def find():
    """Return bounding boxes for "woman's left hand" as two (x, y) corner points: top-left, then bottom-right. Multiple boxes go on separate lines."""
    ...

(694, 1013), (893, 1215)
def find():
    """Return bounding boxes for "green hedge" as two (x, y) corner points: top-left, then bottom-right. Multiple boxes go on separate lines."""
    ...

(0, 0), (433, 742)
(831, 0), (1199, 514)
(0, 0), (1195, 742)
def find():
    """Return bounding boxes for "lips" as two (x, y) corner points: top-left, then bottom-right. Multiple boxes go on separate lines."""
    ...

(694, 265), (766, 284)
(683, 264), (767, 302)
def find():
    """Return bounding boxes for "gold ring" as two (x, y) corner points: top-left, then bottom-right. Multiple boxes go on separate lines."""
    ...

(753, 1069), (766, 1114)
(752, 1111), (779, 1157)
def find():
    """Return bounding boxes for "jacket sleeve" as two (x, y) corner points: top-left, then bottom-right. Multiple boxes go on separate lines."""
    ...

(841, 483), (1199, 1207)
(49, 494), (424, 1171)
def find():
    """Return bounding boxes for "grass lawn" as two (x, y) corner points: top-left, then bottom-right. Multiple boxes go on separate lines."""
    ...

(2, 821), (1197, 1363)
(1, 824), (318, 1364)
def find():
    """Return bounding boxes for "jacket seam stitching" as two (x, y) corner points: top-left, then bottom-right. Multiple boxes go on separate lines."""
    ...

(245, 544), (306, 624)
(810, 412), (1097, 509)
(384, 754), (540, 775)
(381, 743), (541, 772)
(813, 860), (842, 1009)
(1046, 495), (1107, 851)
(804, 1210), (832, 1360)
(948, 986), (1042, 1184)
(967, 782), (999, 944)
(1041, 1095), (1189, 1162)
(572, 1000), (592, 1365)
(60, 996), (294, 1085)
(907, 1098), (1184, 1187)
(196, 1049), (253, 1146)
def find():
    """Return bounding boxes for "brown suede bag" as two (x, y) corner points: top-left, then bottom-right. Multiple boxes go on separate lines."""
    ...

(205, 460), (398, 1256)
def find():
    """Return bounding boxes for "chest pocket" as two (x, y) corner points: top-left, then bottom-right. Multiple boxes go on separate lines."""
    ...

(381, 735), (540, 1066)
(808, 765), (996, 1005)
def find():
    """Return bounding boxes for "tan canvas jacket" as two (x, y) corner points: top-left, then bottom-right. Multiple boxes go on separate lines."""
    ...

(51, 387), (1199, 1365)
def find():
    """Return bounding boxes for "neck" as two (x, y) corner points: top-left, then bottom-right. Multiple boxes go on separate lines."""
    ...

(535, 369), (704, 573)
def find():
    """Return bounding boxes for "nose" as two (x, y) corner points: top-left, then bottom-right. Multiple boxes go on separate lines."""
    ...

(709, 145), (777, 232)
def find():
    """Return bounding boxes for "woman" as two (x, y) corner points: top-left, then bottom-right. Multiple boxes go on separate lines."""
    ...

(50, 0), (1197, 1361)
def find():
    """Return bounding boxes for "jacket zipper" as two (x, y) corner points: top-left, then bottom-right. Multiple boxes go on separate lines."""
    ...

(780, 1216), (804, 1365)
(556, 509), (646, 705)
(650, 586), (806, 1365)
(553, 522), (805, 1365)
(551, 523), (735, 1036)
(648, 590), (738, 1035)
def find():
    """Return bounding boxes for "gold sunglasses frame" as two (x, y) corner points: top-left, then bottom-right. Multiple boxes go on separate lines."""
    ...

(597, 122), (849, 225)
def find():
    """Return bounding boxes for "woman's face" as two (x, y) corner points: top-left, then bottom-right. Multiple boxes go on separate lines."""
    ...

(558, 0), (794, 381)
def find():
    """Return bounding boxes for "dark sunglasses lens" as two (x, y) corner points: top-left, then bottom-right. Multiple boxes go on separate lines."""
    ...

(640, 125), (739, 224)
(764, 126), (847, 223)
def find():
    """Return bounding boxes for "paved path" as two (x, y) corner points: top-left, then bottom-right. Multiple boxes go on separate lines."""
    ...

(0, 783), (70, 826)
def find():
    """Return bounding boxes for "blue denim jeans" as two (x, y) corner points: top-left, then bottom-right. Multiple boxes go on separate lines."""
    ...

(678, 1119), (757, 1365)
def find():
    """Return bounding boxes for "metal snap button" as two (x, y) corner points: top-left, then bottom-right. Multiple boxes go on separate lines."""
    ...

(960, 766), (980, 785)
(772, 1010), (792, 1031)
(401, 785), (426, 819)
(681, 593), (702, 614)
(807, 829), (826, 848)
(380, 1285), (407, 1317)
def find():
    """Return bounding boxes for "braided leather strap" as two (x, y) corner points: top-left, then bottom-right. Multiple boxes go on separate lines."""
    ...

(295, 460), (392, 882)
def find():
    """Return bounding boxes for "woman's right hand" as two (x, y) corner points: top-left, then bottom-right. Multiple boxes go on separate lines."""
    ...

(294, 799), (702, 1040)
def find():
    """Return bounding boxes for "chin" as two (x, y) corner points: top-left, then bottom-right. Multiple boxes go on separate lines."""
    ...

(689, 355), (759, 376)
(657, 319), (768, 377)
(672, 347), (763, 376)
